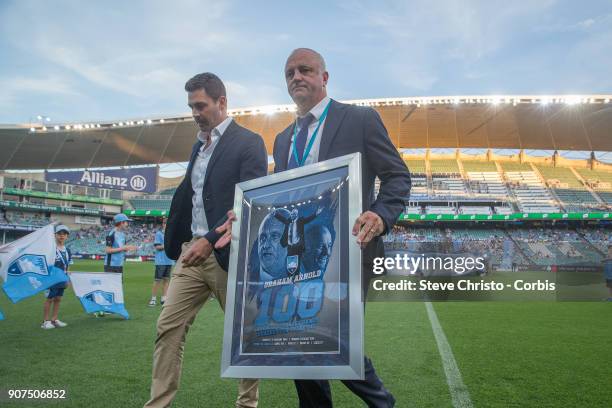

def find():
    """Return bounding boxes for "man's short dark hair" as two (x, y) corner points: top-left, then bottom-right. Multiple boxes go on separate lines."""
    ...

(184, 72), (226, 101)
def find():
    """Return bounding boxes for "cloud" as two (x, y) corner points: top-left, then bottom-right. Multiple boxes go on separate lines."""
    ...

(0, 0), (240, 103)
(339, 0), (559, 92)
(0, 76), (81, 113)
(534, 13), (612, 33)
(225, 80), (288, 107)
(0, 0), (610, 123)
(0, 0), (297, 121)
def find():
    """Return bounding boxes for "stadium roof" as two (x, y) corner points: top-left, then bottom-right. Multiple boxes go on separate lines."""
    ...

(1, 95), (611, 170)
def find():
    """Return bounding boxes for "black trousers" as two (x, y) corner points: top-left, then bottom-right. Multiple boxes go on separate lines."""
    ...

(294, 356), (395, 408)
(294, 266), (395, 408)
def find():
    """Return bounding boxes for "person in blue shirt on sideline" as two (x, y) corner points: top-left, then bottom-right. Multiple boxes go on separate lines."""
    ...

(603, 245), (612, 301)
(41, 224), (74, 330)
(97, 214), (137, 317)
(104, 213), (137, 274)
(149, 218), (174, 307)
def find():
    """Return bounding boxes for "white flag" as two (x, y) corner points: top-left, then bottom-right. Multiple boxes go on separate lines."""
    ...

(0, 224), (67, 303)
(70, 272), (129, 319)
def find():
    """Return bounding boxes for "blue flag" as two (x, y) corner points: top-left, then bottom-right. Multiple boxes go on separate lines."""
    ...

(0, 224), (68, 303)
(70, 272), (129, 319)
(0, 307), (4, 320)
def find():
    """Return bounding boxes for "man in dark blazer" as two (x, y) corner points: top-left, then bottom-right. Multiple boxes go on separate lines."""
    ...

(276, 48), (411, 408)
(144, 73), (267, 408)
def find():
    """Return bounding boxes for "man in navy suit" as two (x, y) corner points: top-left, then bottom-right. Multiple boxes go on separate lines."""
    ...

(144, 73), (267, 408)
(214, 49), (410, 407)
(276, 48), (410, 408)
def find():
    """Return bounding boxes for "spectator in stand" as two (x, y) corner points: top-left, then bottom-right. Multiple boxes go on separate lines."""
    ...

(603, 245), (612, 302)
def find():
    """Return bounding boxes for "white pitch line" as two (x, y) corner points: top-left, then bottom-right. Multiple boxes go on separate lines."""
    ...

(425, 302), (473, 408)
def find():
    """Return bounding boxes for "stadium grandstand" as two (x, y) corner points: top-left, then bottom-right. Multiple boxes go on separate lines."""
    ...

(1, 95), (610, 268)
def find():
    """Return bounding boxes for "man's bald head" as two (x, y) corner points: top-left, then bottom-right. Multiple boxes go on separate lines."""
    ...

(286, 48), (326, 71)
(284, 48), (329, 115)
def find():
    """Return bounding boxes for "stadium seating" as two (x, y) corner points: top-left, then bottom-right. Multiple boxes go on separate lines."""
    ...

(499, 161), (533, 171)
(408, 175), (429, 200)
(3, 177), (21, 189)
(425, 206), (456, 215)
(430, 160), (468, 199)
(393, 158), (610, 213)
(32, 180), (47, 192)
(536, 165), (602, 211)
(127, 186), (177, 211)
(459, 206), (492, 215)
(576, 168), (612, 204)
(597, 191), (612, 206)
(503, 170), (560, 213)
(385, 226), (528, 266)
(577, 228), (610, 252)
(466, 171), (509, 199)
(429, 159), (460, 174)
(129, 197), (172, 211)
(47, 182), (62, 194)
(3, 211), (50, 227)
(461, 160), (498, 172)
(405, 206), (422, 215)
(494, 206), (513, 215)
(508, 228), (604, 266)
(576, 168), (612, 187)
(404, 159), (426, 174)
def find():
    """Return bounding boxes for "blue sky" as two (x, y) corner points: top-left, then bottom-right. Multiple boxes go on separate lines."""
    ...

(1, 0), (611, 124)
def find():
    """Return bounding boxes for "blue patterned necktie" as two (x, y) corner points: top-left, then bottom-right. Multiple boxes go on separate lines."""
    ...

(287, 113), (315, 169)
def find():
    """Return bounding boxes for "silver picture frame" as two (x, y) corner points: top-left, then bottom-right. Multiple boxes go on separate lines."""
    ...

(221, 153), (364, 380)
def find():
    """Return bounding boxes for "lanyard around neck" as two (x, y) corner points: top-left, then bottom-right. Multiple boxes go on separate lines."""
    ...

(291, 100), (332, 167)
(56, 248), (68, 269)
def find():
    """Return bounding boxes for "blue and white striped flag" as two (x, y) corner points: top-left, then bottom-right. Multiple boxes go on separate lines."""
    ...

(0, 224), (68, 303)
(69, 272), (129, 319)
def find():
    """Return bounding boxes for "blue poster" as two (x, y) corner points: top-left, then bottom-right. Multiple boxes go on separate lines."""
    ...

(222, 154), (364, 380)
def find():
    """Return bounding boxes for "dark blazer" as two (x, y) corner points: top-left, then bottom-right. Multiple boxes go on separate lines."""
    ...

(165, 120), (268, 271)
(273, 99), (411, 277)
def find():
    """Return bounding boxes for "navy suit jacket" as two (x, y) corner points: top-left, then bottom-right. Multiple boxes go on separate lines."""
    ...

(165, 120), (268, 271)
(273, 99), (411, 277)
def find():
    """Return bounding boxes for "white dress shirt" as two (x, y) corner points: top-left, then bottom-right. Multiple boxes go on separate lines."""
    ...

(287, 96), (331, 166)
(191, 116), (233, 237)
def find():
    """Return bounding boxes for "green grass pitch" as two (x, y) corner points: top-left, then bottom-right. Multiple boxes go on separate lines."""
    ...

(0, 260), (610, 407)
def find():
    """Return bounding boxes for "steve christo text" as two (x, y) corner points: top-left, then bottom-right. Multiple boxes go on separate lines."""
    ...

(372, 279), (556, 292)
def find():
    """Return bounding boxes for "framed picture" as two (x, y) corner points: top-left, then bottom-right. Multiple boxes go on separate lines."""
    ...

(221, 153), (364, 380)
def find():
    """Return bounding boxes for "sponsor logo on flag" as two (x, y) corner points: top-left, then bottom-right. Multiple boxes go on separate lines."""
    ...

(70, 272), (129, 319)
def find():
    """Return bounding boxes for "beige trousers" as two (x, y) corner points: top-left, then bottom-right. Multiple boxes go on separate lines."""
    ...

(145, 239), (259, 408)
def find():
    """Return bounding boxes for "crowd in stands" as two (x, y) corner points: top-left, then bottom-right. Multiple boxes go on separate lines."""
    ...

(1, 209), (609, 265)
(509, 228), (580, 243)
(577, 228), (611, 252)
(68, 222), (160, 256)
(0, 210), (56, 227)
(384, 225), (609, 268)
(384, 225), (528, 267)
